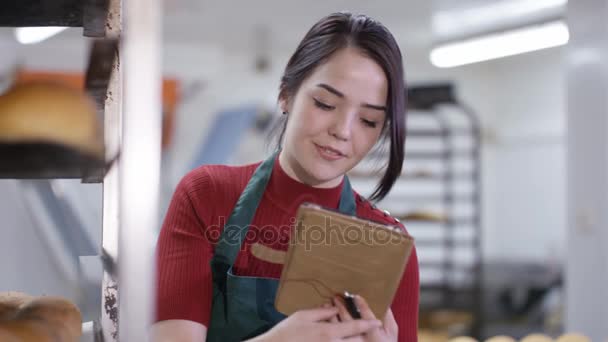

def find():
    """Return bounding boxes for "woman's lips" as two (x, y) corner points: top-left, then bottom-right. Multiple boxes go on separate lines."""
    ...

(314, 143), (345, 161)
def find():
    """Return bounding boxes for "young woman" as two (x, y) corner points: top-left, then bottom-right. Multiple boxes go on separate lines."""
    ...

(152, 12), (419, 342)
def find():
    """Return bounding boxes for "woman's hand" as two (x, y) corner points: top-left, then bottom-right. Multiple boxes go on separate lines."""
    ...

(329, 295), (398, 342)
(250, 306), (382, 342)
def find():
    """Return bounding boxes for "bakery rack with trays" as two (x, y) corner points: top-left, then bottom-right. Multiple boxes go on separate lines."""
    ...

(348, 83), (484, 338)
(0, 0), (161, 341)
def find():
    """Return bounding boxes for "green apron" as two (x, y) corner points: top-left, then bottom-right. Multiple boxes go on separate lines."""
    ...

(206, 151), (357, 341)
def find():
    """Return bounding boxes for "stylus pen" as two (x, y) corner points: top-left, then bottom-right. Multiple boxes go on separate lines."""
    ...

(343, 291), (362, 319)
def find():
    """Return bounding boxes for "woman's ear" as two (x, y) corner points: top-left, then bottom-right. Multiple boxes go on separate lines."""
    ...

(278, 93), (294, 115)
(278, 97), (288, 114)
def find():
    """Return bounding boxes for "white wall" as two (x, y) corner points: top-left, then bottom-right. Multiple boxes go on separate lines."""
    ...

(0, 180), (78, 297)
(489, 48), (566, 263)
(565, 0), (608, 338)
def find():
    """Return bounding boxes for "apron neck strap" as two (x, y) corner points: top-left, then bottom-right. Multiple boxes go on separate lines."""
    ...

(212, 150), (357, 267)
(338, 175), (356, 216)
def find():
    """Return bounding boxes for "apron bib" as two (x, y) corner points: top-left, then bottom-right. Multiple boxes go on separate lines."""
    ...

(206, 151), (356, 341)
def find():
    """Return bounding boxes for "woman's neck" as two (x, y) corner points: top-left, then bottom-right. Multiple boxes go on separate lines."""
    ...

(278, 150), (343, 189)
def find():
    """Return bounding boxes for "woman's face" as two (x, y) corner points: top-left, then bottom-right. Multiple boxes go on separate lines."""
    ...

(279, 47), (388, 188)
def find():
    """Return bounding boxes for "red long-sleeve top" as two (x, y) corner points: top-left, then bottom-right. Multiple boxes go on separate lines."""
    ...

(155, 157), (419, 341)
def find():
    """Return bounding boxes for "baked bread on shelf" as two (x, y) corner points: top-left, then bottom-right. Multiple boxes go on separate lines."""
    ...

(0, 292), (82, 342)
(346, 168), (436, 179)
(0, 82), (103, 159)
(398, 210), (448, 222)
(0, 292), (33, 321)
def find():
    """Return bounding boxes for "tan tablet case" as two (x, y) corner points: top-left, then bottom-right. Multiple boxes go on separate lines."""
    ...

(275, 203), (415, 319)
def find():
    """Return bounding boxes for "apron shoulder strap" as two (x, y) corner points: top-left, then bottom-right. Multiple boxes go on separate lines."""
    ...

(212, 151), (278, 266)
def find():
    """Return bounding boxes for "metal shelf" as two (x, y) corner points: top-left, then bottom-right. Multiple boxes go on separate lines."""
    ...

(399, 217), (475, 226)
(390, 194), (477, 202)
(348, 170), (477, 180)
(406, 151), (476, 159)
(415, 238), (479, 247)
(369, 148), (477, 160)
(0, 143), (104, 179)
(406, 129), (474, 137)
(0, 1), (129, 340)
(421, 284), (479, 294)
(0, 0), (110, 37)
(0, 1), (84, 27)
(396, 87), (484, 337)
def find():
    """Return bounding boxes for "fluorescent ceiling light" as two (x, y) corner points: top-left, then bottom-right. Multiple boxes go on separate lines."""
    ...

(430, 20), (569, 68)
(15, 27), (68, 44)
(433, 0), (567, 37)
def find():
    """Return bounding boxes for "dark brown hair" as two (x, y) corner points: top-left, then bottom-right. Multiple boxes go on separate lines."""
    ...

(274, 12), (407, 201)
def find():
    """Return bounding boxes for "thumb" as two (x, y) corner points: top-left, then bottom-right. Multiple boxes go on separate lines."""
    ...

(295, 306), (339, 322)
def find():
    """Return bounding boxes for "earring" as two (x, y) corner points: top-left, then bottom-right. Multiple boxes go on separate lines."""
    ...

(282, 111), (288, 115)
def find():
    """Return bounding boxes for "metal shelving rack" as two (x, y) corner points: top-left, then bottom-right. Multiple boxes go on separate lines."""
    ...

(349, 83), (484, 337)
(407, 84), (483, 338)
(1, 0), (162, 340)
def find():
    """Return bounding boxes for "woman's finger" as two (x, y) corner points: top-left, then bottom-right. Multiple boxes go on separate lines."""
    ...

(294, 306), (339, 322)
(329, 314), (340, 323)
(342, 335), (366, 342)
(354, 295), (377, 320)
(320, 302), (336, 323)
(384, 308), (398, 333)
(333, 296), (353, 322)
(326, 319), (382, 339)
(353, 295), (384, 337)
(322, 302), (339, 324)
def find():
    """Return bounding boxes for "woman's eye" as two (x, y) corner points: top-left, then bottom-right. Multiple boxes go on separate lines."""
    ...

(361, 118), (378, 128)
(313, 98), (334, 111)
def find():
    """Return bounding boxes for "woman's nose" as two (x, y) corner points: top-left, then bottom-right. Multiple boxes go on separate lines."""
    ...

(329, 111), (355, 141)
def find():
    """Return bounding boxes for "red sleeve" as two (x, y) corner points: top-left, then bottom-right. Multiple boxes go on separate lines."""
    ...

(391, 246), (420, 342)
(155, 170), (214, 327)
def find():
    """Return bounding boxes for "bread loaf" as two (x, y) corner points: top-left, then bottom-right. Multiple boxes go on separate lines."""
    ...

(0, 292), (34, 308)
(0, 293), (82, 342)
(0, 292), (33, 321)
(0, 326), (20, 342)
(0, 82), (103, 159)
(399, 211), (447, 222)
(17, 297), (82, 341)
(0, 320), (57, 342)
(0, 303), (18, 322)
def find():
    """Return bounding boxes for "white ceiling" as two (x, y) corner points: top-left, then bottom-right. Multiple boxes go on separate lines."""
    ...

(161, 0), (566, 55)
(0, 0), (563, 60)
(0, 1), (434, 60)
(162, 0), (434, 53)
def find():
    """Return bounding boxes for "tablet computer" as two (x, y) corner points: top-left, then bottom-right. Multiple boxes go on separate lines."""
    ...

(274, 203), (415, 319)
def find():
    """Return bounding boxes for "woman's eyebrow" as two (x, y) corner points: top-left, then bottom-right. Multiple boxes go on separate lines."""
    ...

(317, 83), (344, 98)
(316, 83), (386, 111)
(363, 103), (387, 111)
